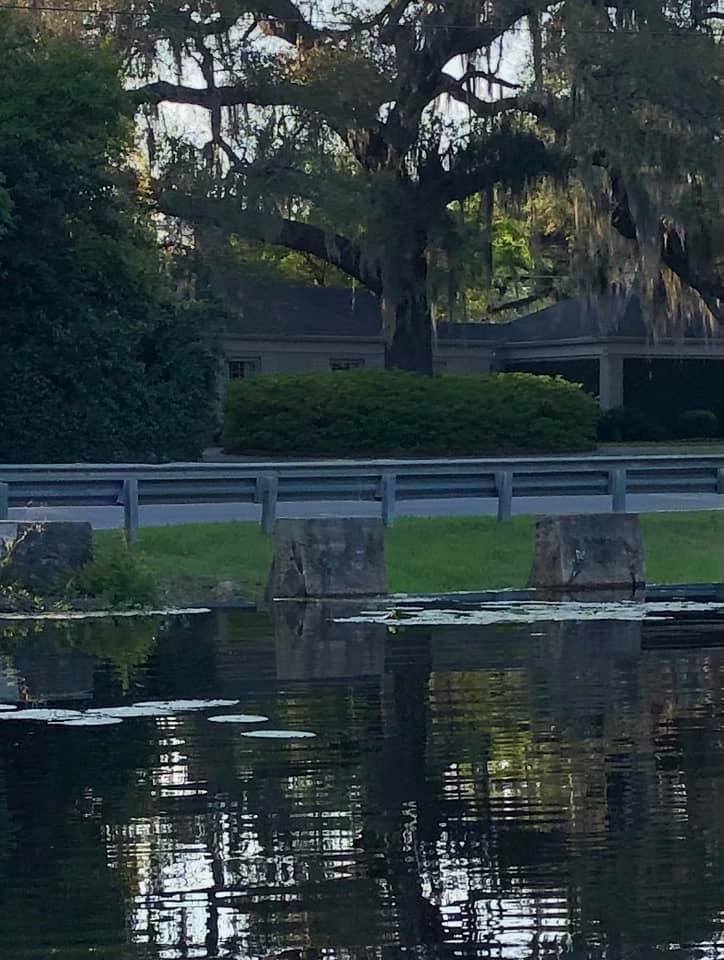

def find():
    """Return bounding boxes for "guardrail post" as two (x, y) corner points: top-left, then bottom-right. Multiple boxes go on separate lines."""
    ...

(0, 482), (8, 521)
(381, 473), (397, 528)
(259, 474), (278, 535)
(610, 468), (627, 513)
(122, 478), (140, 544)
(496, 470), (513, 522)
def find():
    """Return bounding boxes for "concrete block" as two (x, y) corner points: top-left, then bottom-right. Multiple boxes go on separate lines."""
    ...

(267, 517), (387, 599)
(528, 513), (645, 591)
(1, 521), (93, 594)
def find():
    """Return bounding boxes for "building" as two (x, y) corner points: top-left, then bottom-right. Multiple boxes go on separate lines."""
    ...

(223, 286), (723, 412)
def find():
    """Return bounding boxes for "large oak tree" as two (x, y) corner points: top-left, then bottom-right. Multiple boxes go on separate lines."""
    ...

(108, 0), (721, 371)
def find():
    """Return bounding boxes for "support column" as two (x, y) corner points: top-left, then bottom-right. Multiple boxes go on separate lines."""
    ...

(598, 353), (624, 410)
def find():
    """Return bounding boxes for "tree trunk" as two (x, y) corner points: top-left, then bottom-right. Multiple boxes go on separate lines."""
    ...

(382, 233), (434, 375)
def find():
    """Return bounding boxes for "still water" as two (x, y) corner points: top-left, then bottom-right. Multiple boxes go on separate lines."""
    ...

(0, 604), (723, 959)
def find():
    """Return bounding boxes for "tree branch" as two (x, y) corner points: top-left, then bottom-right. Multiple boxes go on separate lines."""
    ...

(136, 78), (311, 111)
(434, 132), (565, 207)
(441, 80), (549, 121)
(599, 160), (723, 320)
(446, 2), (535, 60)
(459, 69), (521, 91)
(489, 288), (553, 314)
(254, 0), (322, 45)
(156, 188), (382, 294)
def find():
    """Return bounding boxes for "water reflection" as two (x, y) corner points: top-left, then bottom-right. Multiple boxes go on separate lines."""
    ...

(0, 606), (722, 959)
(273, 601), (386, 681)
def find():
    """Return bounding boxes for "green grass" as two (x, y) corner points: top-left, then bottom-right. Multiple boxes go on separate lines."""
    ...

(640, 511), (724, 585)
(96, 511), (723, 603)
(96, 523), (274, 602)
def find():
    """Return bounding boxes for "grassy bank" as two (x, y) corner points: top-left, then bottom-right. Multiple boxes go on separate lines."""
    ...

(95, 511), (723, 604)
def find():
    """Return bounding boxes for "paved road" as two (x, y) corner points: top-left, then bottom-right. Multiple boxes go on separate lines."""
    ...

(8, 492), (722, 529)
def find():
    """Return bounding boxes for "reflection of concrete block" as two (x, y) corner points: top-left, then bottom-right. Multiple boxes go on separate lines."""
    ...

(0, 665), (20, 703)
(273, 601), (385, 680)
(2, 522), (92, 593)
(267, 518), (387, 599)
(14, 652), (95, 702)
(0, 523), (19, 549)
(529, 514), (645, 591)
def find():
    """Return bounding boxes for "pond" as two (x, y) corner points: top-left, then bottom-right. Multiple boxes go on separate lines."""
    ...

(0, 603), (722, 959)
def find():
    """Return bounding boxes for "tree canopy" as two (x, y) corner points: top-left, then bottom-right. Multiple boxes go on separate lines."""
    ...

(77, 0), (723, 372)
(0, 12), (220, 461)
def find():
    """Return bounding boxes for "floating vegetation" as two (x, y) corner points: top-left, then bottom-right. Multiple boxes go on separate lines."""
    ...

(0, 698), (244, 727)
(241, 730), (316, 740)
(334, 600), (724, 627)
(85, 705), (171, 719)
(0, 708), (84, 722)
(0, 608), (212, 622)
(51, 716), (124, 727)
(134, 699), (240, 712)
(0, 698), (302, 733)
(208, 714), (269, 724)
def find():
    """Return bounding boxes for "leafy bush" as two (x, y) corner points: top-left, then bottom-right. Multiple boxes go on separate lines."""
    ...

(597, 404), (666, 442)
(68, 537), (158, 608)
(223, 370), (598, 456)
(0, 18), (220, 462)
(677, 409), (719, 439)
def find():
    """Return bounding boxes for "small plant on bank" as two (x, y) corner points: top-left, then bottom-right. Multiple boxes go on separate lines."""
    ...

(67, 535), (159, 608)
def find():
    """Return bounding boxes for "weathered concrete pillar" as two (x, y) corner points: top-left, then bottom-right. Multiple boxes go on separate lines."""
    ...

(0, 521), (93, 594)
(267, 518), (387, 600)
(528, 514), (645, 591)
(598, 353), (624, 410)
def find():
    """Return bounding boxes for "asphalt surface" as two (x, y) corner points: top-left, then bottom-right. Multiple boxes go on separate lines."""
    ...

(8, 492), (722, 529)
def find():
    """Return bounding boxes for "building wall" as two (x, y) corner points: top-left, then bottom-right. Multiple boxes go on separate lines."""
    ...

(224, 337), (385, 375)
(223, 336), (495, 376)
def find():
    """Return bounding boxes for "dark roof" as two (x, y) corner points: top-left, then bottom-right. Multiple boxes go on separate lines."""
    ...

(226, 285), (381, 338)
(225, 286), (712, 343)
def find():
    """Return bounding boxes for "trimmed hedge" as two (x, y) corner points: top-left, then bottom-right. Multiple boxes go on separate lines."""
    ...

(677, 409), (719, 439)
(223, 370), (598, 456)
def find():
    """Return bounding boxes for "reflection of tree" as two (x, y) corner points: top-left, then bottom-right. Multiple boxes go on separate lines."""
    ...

(0, 612), (722, 958)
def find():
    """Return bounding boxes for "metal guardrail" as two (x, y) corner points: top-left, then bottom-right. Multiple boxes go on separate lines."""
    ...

(1, 455), (722, 543)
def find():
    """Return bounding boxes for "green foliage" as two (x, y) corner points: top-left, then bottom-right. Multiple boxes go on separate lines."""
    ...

(68, 536), (159, 608)
(677, 410), (719, 440)
(0, 13), (219, 462)
(94, 523), (274, 604)
(223, 370), (598, 456)
(597, 404), (666, 443)
(599, 403), (721, 442)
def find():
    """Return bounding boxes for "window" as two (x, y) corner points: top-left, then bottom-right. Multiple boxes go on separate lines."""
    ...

(228, 358), (260, 379)
(330, 358), (365, 371)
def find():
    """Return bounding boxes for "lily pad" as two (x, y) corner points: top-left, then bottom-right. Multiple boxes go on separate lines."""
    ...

(241, 729), (316, 740)
(0, 608), (211, 622)
(51, 716), (124, 727)
(134, 699), (240, 712)
(208, 714), (269, 724)
(334, 599), (724, 627)
(85, 705), (172, 719)
(0, 708), (84, 722)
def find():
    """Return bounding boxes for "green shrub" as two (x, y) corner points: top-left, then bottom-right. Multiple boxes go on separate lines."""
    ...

(677, 409), (719, 439)
(597, 404), (666, 442)
(223, 370), (598, 456)
(67, 536), (158, 608)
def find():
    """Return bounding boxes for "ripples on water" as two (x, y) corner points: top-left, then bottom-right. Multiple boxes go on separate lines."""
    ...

(0, 605), (722, 959)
